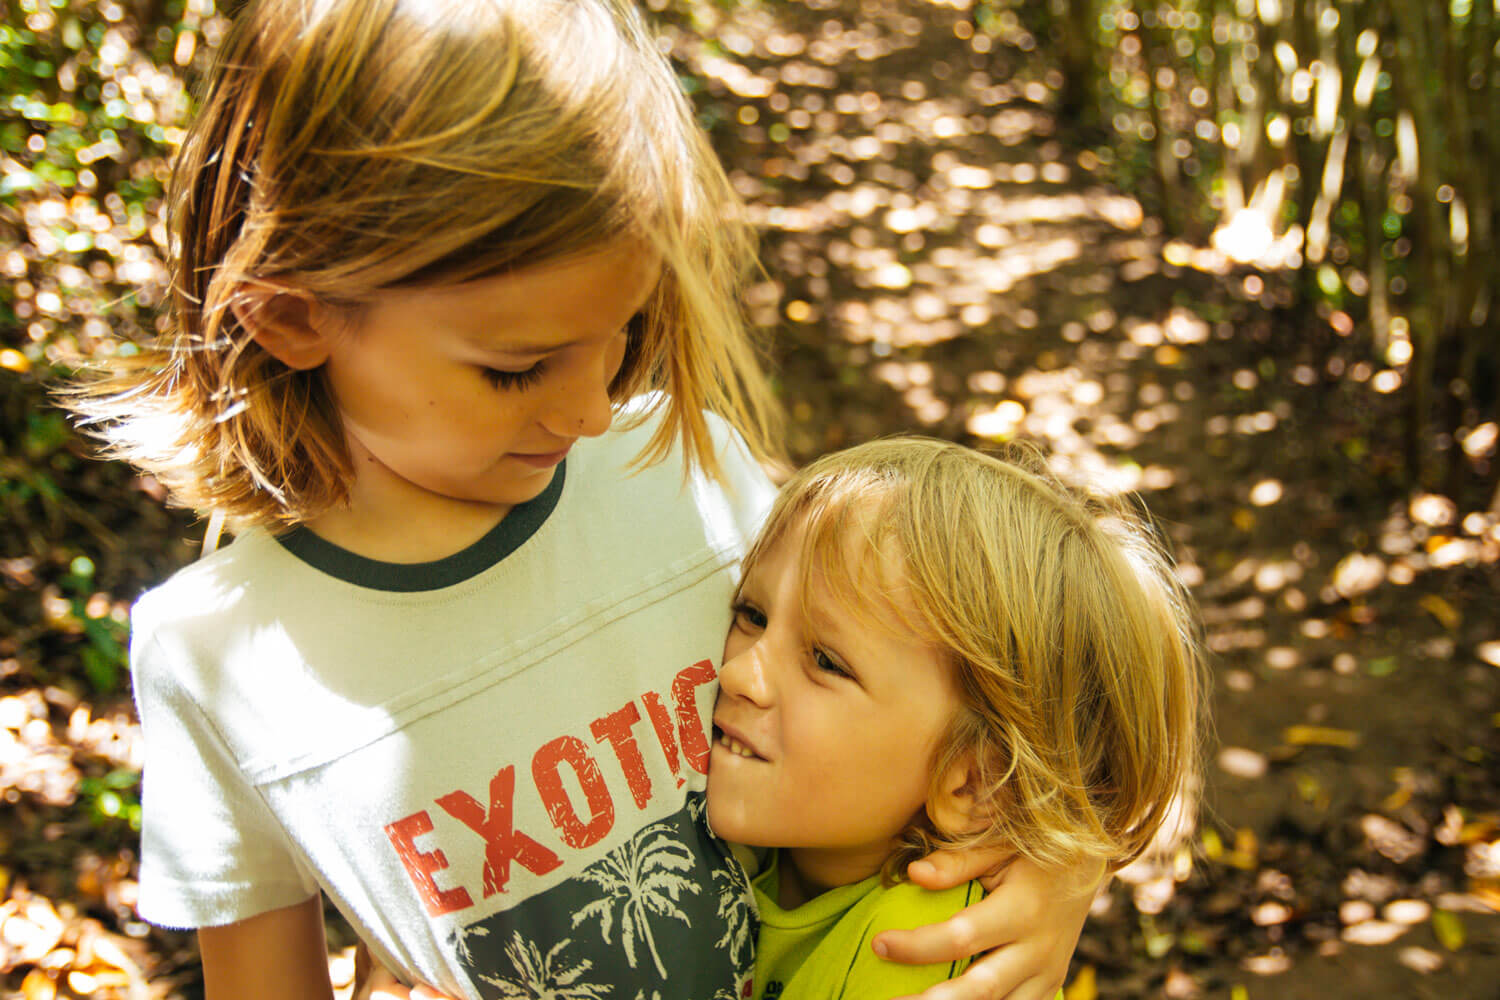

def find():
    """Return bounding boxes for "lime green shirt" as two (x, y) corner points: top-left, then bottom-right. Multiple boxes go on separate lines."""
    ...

(750, 850), (983, 1000)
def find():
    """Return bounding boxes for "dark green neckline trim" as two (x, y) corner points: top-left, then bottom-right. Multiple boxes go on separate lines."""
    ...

(274, 461), (565, 592)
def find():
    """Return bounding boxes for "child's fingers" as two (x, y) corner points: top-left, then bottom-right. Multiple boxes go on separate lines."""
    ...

(904, 846), (1014, 890)
(368, 975), (414, 1000)
(367, 976), (457, 1000)
(890, 947), (1061, 1000)
(873, 896), (1016, 966)
(364, 964), (459, 1000)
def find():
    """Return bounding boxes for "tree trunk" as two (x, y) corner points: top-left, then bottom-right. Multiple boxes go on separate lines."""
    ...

(1055, 0), (1099, 129)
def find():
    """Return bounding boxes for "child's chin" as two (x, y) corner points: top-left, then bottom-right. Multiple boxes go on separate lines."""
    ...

(705, 794), (744, 842)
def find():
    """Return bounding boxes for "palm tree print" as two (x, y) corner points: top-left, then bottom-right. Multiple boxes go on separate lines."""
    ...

(712, 863), (755, 971)
(571, 820), (701, 980)
(478, 931), (612, 1000)
(629, 984), (738, 1000)
(447, 922), (491, 968)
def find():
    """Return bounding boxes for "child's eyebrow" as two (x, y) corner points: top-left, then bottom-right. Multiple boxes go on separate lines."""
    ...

(460, 315), (642, 357)
(466, 335), (573, 356)
(458, 324), (613, 356)
(804, 595), (859, 648)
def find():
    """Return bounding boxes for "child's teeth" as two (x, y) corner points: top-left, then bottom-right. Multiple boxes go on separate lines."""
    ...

(719, 733), (756, 758)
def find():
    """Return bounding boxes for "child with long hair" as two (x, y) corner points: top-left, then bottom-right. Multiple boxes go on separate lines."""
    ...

(704, 438), (1203, 998)
(69, 1), (1096, 997)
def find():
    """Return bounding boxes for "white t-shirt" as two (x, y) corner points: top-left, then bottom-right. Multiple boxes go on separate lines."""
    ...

(130, 407), (775, 999)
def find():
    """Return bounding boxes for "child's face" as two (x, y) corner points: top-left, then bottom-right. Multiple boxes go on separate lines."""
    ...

(316, 240), (659, 521)
(707, 518), (960, 889)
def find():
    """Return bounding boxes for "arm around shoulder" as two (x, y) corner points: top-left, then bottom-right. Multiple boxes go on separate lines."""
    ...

(197, 893), (334, 1000)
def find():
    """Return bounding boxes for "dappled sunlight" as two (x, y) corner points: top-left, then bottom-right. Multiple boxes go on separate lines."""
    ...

(681, 5), (1500, 991)
(3, 0), (1498, 996)
(686, 13), (1500, 992)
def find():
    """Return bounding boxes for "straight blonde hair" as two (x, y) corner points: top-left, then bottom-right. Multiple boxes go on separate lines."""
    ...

(67, 0), (780, 528)
(741, 438), (1205, 880)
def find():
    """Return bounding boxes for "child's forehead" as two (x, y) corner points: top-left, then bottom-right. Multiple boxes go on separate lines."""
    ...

(768, 497), (930, 632)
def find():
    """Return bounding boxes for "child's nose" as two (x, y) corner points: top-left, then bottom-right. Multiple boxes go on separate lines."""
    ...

(541, 341), (619, 439)
(719, 641), (773, 708)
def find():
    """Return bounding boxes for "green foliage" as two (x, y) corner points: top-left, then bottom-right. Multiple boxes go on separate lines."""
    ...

(60, 553), (129, 693)
(0, 0), (221, 367)
(78, 767), (143, 831)
(1043, 0), (1500, 498)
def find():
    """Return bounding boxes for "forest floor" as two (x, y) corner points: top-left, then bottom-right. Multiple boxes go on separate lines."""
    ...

(682, 1), (1500, 997)
(2, 0), (1499, 998)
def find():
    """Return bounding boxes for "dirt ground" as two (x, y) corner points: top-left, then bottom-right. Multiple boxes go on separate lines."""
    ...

(674, 0), (1500, 995)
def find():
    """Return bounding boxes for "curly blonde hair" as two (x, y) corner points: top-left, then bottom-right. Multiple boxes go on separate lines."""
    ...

(740, 438), (1205, 881)
(67, 0), (780, 528)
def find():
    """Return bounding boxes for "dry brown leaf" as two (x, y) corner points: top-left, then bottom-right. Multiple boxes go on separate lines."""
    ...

(20, 968), (58, 1000)
(1, 895), (67, 970)
(1469, 881), (1500, 913)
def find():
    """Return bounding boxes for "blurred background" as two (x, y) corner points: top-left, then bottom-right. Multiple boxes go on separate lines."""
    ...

(1, 0), (1497, 996)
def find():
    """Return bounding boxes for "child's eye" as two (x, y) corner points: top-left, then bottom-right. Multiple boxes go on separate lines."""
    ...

(812, 648), (852, 679)
(480, 363), (545, 391)
(731, 600), (767, 631)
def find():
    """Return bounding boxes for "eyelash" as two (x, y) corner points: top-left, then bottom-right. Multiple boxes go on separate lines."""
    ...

(812, 649), (850, 678)
(478, 313), (644, 393)
(480, 363), (545, 391)
(730, 600), (851, 679)
(731, 600), (767, 631)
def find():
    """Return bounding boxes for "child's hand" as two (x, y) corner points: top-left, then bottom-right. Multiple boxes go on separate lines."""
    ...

(872, 848), (1102, 1000)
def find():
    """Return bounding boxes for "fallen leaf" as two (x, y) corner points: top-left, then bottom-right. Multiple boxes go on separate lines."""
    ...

(1063, 963), (1097, 1000)
(1419, 594), (1461, 630)
(1217, 746), (1268, 778)
(1241, 951), (1292, 974)
(1342, 919), (1407, 945)
(20, 969), (57, 1000)
(1381, 785), (1413, 812)
(1470, 882), (1500, 912)
(1431, 909), (1465, 951)
(1, 896), (67, 967)
(1384, 899), (1430, 925)
(1397, 946), (1444, 974)
(1457, 817), (1500, 844)
(1201, 827), (1223, 861)
(1283, 725), (1360, 748)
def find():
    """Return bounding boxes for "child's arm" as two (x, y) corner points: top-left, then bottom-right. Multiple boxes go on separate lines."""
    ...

(354, 853), (1095, 1000)
(197, 894), (335, 1000)
(873, 850), (1100, 1000)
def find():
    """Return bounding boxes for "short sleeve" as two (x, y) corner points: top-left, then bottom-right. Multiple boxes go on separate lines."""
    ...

(131, 629), (319, 930)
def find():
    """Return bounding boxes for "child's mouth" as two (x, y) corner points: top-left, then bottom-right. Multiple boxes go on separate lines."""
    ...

(712, 725), (763, 760)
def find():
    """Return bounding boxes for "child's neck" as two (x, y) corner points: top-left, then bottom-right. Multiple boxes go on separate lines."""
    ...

(308, 498), (510, 563)
(778, 846), (888, 909)
(308, 457), (515, 563)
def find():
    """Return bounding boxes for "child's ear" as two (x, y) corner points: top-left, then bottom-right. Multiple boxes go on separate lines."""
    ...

(231, 284), (338, 370)
(926, 752), (989, 837)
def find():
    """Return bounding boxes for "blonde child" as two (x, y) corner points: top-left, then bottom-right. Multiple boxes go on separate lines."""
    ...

(69, 1), (1095, 997)
(705, 438), (1204, 999)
